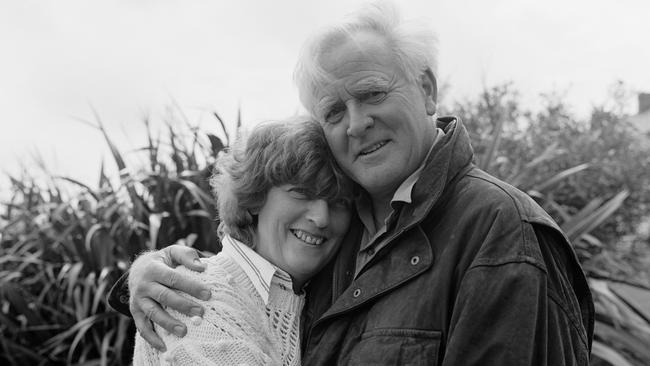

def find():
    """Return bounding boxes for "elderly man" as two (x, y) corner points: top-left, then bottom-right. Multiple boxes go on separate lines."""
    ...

(110, 4), (594, 365)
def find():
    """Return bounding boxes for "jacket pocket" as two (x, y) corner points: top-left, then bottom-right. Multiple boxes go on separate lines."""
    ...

(347, 328), (441, 366)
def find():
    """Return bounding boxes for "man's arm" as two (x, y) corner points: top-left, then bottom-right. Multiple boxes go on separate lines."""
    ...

(107, 244), (213, 351)
(107, 272), (131, 316)
(441, 226), (592, 365)
(132, 262), (280, 366)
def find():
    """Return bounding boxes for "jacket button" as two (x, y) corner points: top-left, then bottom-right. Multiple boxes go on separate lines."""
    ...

(410, 256), (420, 265)
(353, 289), (361, 298)
(119, 295), (129, 304)
(367, 247), (375, 256)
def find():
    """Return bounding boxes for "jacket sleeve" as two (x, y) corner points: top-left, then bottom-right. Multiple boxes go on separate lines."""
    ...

(107, 271), (131, 317)
(441, 225), (592, 366)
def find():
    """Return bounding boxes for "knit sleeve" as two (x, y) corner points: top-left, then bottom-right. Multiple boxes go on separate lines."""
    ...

(143, 259), (281, 366)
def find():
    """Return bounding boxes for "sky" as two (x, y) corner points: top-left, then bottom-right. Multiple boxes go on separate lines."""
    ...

(1, 0), (649, 192)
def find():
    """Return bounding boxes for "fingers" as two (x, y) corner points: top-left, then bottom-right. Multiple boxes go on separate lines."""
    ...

(131, 283), (203, 349)
(153, 262), (211, 302)
(165, 244), (206, 272)
(132, 305), (168, 352)
(127, 245), (212, 351)
(131, 258), (210, 306)
(150, 281), (207, 316)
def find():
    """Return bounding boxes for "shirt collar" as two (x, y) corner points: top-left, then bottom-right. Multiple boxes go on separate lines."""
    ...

(392, 128), (444, 204)
(221, 234), (291, 305)
(356, 127), (445, 229)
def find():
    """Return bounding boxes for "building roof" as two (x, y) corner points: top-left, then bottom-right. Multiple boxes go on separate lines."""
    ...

(628, 110), (650, 134)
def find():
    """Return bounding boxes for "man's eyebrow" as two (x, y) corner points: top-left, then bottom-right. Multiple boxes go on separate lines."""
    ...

(314, 96), (338, 117)
(346, 76), (391, 92)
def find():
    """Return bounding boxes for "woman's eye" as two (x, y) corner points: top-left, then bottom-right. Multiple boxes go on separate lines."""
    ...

(330, 198), (351, 210)
(288, 187), (310, 199)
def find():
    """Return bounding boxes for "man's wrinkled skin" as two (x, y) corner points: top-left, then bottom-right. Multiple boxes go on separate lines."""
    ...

(129, 244), (210, 351)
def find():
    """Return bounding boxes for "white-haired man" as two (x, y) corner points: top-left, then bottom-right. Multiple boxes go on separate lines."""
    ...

(111, 3), (594, 364)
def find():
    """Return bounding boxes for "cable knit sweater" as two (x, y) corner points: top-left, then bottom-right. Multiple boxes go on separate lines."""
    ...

(133, 243), (305, 366)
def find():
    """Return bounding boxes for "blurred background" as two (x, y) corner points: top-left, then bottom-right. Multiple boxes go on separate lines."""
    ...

(1, 0), (649, 365)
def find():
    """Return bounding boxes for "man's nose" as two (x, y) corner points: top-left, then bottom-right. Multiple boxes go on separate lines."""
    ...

(306, 199), (330, 228)
(346, 103), (373, 137)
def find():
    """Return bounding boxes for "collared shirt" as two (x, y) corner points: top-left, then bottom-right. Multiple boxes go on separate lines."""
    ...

(221, 234), (294, 305)
(355, 128), (445, 277)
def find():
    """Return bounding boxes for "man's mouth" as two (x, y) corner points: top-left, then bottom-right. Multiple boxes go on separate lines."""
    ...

(290, 229), (326, 245)
(359, 140), (388, 156)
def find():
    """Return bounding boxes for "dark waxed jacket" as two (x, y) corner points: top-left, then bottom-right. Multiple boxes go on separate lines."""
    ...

(300, 117), (594, 365)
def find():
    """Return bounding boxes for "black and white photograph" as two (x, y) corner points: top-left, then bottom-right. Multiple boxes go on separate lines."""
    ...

(1, 1), (649, 365)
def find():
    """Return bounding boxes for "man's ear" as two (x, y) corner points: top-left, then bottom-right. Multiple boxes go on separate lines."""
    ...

(420, 68), (437, 116)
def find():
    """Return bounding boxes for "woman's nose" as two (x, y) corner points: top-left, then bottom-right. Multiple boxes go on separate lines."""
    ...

(306, 199), (330, 228)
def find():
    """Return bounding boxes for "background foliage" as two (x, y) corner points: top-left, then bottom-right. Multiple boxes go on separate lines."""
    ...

(2, 85), (649, 365)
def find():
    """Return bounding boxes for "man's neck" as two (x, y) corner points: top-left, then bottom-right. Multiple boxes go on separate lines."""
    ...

(365, 125), (441, 229)
(369, 193), (395, 228)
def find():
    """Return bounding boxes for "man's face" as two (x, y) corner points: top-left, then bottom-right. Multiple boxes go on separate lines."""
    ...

(311, 32), (437, 201)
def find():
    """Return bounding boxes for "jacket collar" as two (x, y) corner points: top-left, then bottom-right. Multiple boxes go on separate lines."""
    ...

(400, 116), (475, 228)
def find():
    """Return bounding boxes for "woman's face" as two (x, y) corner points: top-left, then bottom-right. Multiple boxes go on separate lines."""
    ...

(255, 184), (351, 288)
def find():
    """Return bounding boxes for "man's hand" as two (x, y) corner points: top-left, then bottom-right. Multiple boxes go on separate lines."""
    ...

(129, 244), (211, 351)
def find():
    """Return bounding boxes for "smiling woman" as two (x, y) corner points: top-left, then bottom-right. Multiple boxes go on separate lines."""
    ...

(132, 117), (354, 366)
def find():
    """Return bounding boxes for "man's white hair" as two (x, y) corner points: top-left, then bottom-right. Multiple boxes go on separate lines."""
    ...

(294, 1), (439, 114)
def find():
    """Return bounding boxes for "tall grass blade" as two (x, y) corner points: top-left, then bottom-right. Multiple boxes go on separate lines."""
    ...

(148, 213), (163, 250)
(480, 117), (505, 171)
(532, 163), (590, 193)
(591, 340), (634, 366)
(55, 176), (100, 201)
(213, 112), (230, 144)
(564, 190), (630, 242)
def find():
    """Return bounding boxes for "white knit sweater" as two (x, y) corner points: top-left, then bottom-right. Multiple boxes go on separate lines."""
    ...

(133, 247), (305, 366)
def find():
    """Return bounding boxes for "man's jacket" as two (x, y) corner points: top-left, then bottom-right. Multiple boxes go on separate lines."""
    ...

(301, 117), (594, 365)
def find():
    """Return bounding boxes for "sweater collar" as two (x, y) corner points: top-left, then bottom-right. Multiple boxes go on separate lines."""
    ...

(221, 235), (293, 305)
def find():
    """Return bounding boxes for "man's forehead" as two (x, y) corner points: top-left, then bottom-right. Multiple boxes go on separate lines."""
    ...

(306, 31), (403, 112)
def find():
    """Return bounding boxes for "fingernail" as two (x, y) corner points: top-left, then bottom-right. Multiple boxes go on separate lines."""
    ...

(173, 325), (185, 337)
(193, 258), (202, 265)
(156, 343), (167, 352)
(190, 307), (203, 317)
(200, 290), (211, 300)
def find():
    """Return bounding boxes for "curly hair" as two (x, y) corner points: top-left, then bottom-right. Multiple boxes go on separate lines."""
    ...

(210, 116), (354, 248)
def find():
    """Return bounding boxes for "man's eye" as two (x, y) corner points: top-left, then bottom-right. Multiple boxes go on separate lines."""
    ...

(363, 91), (387, 103)
(325, 105), (345, 124)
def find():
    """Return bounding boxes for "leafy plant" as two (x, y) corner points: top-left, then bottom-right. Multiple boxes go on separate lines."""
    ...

(454, 83), (650, 365)
(0, 108), (233, 365)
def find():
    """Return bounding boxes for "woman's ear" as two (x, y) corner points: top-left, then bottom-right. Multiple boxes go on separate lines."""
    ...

(248, 209), (260, 220)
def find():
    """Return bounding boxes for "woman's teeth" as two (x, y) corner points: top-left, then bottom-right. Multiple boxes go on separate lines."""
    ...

(291, 229), (325, 245)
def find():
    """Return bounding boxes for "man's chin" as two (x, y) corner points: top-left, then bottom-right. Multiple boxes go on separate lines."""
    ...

(355, 172), (403, 197)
